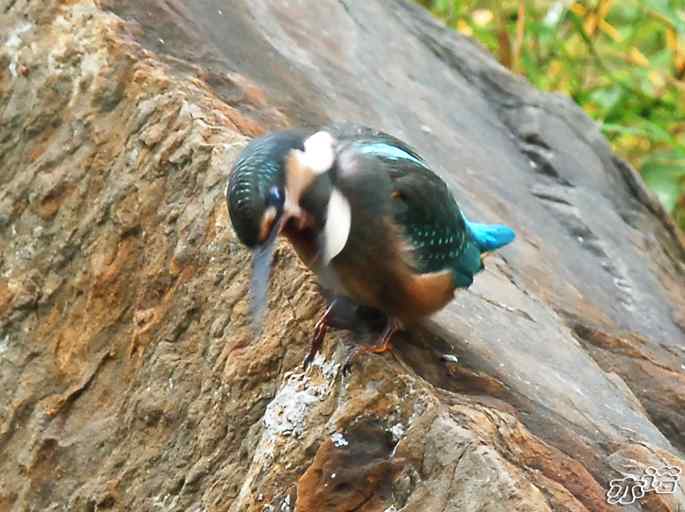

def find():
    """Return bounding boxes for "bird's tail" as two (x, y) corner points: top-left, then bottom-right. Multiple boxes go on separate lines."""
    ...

(464, 219), (516, 252)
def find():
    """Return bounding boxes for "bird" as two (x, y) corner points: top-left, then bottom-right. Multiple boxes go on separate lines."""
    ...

(225, 124), (384, 327)
(226, 123), (516, 371)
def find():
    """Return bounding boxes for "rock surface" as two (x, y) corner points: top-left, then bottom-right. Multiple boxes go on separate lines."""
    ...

(1, 1), (684, 511)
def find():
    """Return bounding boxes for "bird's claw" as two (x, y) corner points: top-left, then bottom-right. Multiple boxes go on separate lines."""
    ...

(302, 307), (332, 370)
(340, 337), (394, 375)
(341, 347), (359, 376)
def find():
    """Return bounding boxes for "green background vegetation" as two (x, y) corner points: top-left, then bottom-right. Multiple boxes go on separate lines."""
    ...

(417, 0), (685, 229)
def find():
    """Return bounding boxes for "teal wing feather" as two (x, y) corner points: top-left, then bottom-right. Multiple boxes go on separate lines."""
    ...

(325, 123), (426, 165)
(325, 126), (515, 290)
(337, 134), (516, 289)
(337, 137), (479, 287)
(384, 160), (481, 287)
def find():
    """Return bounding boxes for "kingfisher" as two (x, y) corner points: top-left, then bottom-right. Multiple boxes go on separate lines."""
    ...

(226, 123), (516, 370)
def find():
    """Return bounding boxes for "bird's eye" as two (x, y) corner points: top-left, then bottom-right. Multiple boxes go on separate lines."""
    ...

(268, 186), (284, 208)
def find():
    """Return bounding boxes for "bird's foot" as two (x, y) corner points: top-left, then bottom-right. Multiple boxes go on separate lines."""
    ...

(342, 318), (399, 375)
(303, 320), (327, 369)
(364, 335), (393, 354)
(303, 302), (335, 369)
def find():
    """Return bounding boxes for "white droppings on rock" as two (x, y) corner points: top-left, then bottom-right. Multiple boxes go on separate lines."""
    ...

(263, 372), (327, 439)
(16, 243), (35, 261)
(330, 432), (349, 447)
(389, 423), (405, 442)
(5, 22), (32, 78)
(80, 50), (105, 78)
(0, 335), (9, 356)
(152, 493), (179, 510)
(42, 8), (109, 103)
(53, 15), (72, 30)
(307, 351), (340, 380)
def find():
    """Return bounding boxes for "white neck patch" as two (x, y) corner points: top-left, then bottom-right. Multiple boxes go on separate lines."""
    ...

(321, 187), (351, 265)
(298, 131), (336, 175)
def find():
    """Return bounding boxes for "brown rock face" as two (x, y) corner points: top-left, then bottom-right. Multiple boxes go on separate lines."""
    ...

(1, 1), (684, 511)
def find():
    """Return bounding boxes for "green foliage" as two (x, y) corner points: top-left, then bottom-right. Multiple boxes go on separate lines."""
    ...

(417, 0), (685, 229)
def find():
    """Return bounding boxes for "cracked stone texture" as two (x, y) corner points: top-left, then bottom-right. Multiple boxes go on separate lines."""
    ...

(1, 1), (684, 511)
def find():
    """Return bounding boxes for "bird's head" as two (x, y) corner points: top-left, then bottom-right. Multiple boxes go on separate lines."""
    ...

(226, 129), (340, 328)
(227, 130), (310, 249)
(226, 130), (309, 327)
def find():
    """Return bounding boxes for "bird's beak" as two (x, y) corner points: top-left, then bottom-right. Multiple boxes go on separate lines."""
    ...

(250, 190), (309, 332)
(249, 215), (287, 332)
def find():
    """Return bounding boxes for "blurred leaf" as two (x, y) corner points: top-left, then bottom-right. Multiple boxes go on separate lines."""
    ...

(642, 159), (685, 212)
(418, 0), (685, 227)
(643, 0), (685, 34)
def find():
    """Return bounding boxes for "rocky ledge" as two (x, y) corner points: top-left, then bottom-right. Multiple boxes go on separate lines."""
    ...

(1, 1), (684, 511)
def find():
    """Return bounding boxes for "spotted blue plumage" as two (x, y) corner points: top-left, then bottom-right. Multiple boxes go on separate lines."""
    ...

(332, 132), (515, 289)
